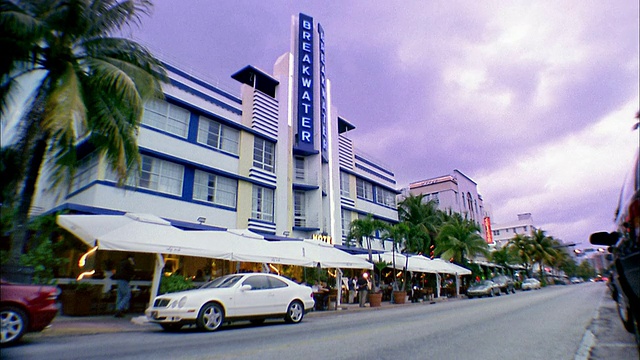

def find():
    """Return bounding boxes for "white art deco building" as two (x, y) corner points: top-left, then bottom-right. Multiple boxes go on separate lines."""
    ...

(33, 13), (399, 247)
(402, 169), (491, 242)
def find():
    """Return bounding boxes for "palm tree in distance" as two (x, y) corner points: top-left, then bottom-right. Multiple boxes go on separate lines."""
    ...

(507, 233), (534, 277)
(1, 0), (167, 264)
(434, 212), (488, 266)
(529, 229), (557, 285)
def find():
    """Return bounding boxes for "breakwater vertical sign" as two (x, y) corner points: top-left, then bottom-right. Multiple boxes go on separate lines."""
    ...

(297, 13), (315, 153)
(318, 23), (328, 162)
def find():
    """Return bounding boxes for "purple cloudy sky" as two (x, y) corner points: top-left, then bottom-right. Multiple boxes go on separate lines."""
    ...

(128, 1), (639, 249)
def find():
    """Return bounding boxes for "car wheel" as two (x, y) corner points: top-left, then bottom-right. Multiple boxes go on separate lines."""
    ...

(1, 306), (28, 346)
(616, 292), (634, 333)
(467, 295), (473, 299)
(160, 323), (183, 332)
(284, 301), (304, 324)
(197, 303), (224, 331)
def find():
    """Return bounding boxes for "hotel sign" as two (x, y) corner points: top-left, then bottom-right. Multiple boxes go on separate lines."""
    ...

(318, 23), (328, 162)
(297, 13), (315, 153)
(483, 217), (493, 244)
(313, 233), (333, 244)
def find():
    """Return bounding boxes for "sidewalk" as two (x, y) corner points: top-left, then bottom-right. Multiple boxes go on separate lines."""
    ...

(30, 298), (447, 338)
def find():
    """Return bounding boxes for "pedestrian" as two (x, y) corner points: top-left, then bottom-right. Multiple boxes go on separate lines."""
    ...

(113, 253), (135, 317)
(357, 273), (369, 307)
(348, 275), (357, 304)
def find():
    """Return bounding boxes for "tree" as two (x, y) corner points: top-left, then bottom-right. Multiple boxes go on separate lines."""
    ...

(507, 233), (534, 276)
(380, 222), (410, 291)
(1, 0), (167, 264)
(529, 229), (557, 285)
(434, 213), (488, 266)
(397, 194), (442, 255)
(347, 214), (386, 291)
(347, 214), (386, 263)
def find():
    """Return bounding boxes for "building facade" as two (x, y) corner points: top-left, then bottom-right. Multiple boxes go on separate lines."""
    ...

(403, 169), (490, 241)
(33, 13), (398, 247)
(490, 213), (538, 249)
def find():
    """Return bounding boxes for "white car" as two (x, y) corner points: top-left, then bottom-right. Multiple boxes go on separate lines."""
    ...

(146, 273), (315, 331)
(521, 278), (541, 291)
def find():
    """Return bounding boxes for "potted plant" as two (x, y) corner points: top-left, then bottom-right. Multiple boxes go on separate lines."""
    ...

(368, 260), (388, 307)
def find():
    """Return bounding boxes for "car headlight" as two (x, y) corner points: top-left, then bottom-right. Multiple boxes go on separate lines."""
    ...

(178, 296), (187, 308)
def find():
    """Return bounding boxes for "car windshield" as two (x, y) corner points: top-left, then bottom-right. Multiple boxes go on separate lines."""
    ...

(524, 279), (536, 283)
(475, 280), (492, 287)
(200, 275), (243, 289)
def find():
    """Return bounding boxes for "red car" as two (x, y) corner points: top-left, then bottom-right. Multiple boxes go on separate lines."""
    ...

(1, 279), (60, 346)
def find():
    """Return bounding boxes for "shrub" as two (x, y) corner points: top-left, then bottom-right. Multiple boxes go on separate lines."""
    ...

(159, 274), (193, 294)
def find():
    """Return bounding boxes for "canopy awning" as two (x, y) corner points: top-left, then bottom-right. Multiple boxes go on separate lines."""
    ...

(56, 213), (371, 269)
(355, 252), (472, 275)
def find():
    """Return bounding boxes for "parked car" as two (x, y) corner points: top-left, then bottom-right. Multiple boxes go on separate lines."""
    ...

(466, 280), (500, 298)
(590, 148), (639, 348)
(492, 275), (516, 294)
(146, 273), (315, 332)
(521, 278), (541, 291)
(0, 279), (60, 346)
(570, 277), (583, 284)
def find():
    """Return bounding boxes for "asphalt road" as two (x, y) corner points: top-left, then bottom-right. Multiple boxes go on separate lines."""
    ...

(3, 283), (637, 360)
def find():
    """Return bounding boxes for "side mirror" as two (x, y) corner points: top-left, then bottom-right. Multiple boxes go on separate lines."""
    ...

(589, 232), (619, 246)
(240, 284), (252, 291)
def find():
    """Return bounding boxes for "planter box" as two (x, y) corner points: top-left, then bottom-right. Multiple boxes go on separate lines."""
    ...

(369, 292), (382, 307)
(61, 290), (93, 316)
(393, 291), (407, 304)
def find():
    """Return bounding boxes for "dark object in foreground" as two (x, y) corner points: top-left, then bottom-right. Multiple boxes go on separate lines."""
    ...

(0, 279), (60, 346)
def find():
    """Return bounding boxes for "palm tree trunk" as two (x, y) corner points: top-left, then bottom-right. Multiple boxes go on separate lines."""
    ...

(9, 132), (48, 265)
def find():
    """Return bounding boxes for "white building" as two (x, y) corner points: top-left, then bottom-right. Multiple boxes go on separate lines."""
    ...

(403, 170), (490, 241)
(33, 13), (398, 248)
(490, 213), (538, 249)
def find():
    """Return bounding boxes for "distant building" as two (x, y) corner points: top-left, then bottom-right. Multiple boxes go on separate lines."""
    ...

(491, 213), (538, 249)
(402, 169), (489, 241)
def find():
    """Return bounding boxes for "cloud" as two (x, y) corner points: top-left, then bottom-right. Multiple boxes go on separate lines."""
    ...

(477, 100), (639, 243)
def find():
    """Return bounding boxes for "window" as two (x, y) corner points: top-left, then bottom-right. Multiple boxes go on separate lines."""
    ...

(71, 152), (99, 192)
(356, 178), (373, 201)
(142, 99), (190, 138)
(197, 116), (239, 155)
(340, 172), (350, 197)
(252, 185), (274, 222)
(243, 275), (270, 290)
(294, 190), (306, 227)
(106, 155), (184, 196)
(375, 187), (396, 207)
(341, 210), (351, 237)
(294, 157), (305, 181)
(193, 170), (237, 207)
(253, 138), (275, 172)
(138, 156), (184, 196)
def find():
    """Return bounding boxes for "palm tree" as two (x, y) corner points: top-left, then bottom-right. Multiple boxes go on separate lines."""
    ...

(1, 0), (167, 264)
(347, 214), (386, 263)
(397, 194), (442, 254)
(529, 229), (557, 285)
(434, 213), (488, 266)
(380, 222), (410, 291)
(507, 233), (534, 276)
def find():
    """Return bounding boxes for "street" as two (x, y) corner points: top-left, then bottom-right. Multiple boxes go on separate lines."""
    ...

(3, 283), (638, 360)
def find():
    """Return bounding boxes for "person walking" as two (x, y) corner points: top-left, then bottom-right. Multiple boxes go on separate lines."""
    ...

(357, 273), (369, 307)
(113, 254), (135, 317)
